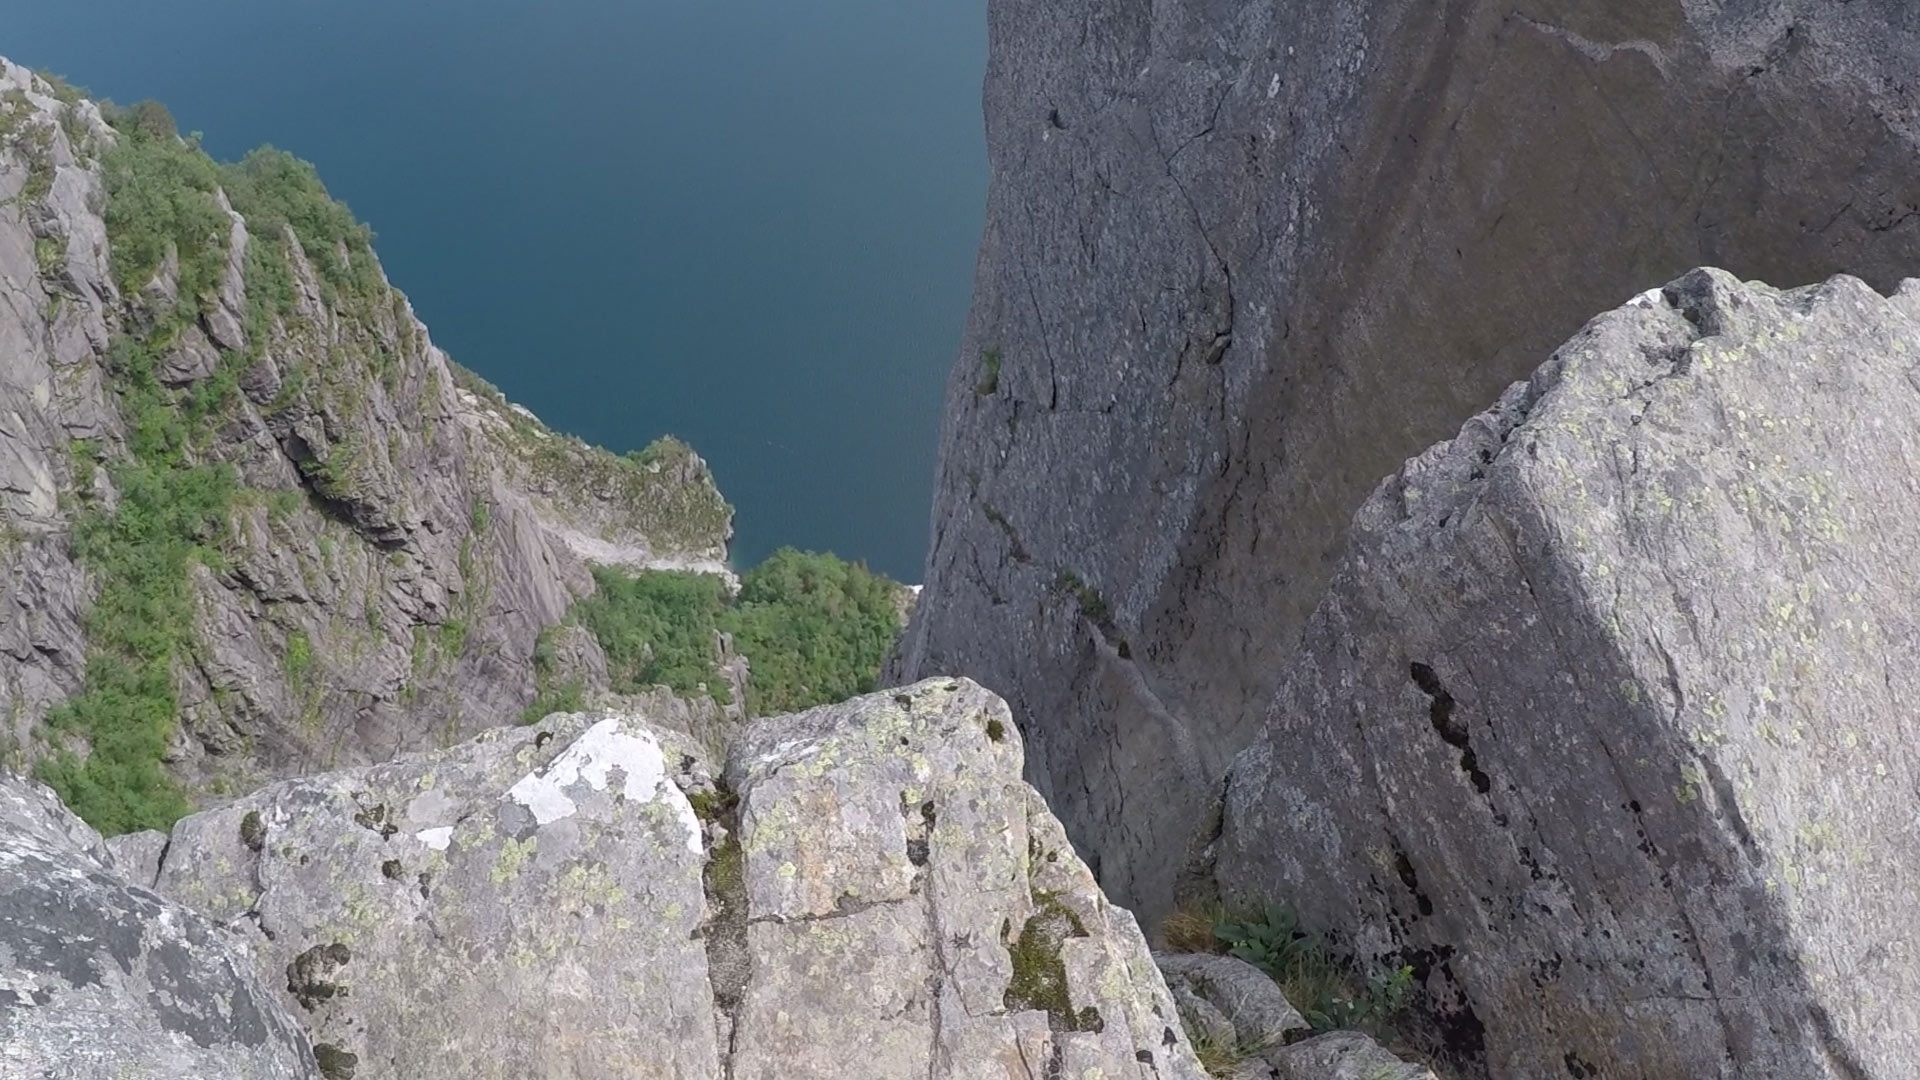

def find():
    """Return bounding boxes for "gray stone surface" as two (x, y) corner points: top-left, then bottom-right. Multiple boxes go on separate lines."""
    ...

(105, 828), (168, 889)
(893, 0), (1920, 924)
(1219, 269), (1920, 1078)
(149, 712), (719, 1080)
(1267, 1033), (1435, 1080)
(0, 58), (734, 805)
(1155, 953), (1307, 1053)
(0, 774), (318, 1079)
(141, 681), (1207, 1079)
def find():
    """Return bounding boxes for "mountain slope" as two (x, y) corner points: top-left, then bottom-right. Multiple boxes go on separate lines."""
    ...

(0, 60), (733, 830)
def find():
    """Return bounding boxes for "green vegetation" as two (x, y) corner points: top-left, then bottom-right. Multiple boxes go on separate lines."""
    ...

(1189, 1027), (1259, 1078)
(551, 548), (906, 721)
(576, 567), (735, 703)
(1212, 903), (1415, 1035)
(1054, 570), (1109, 625)
(38, 104), (242, 833)
(530, 433), (734, 554)
(99, 102), (228, 305)
(220, 147), (381, 299)
(975, 346), (1003, 395)
(33, 70), (88, 106)
(1, 88), (58, 210)
(520, 627), (585, 723)
(447, 362), (733, 555)
(1004, 892), (1103, 1031)
(723, 548), (908, 715)
(37, 102), (380, 834)
(36, 331), (240, 833)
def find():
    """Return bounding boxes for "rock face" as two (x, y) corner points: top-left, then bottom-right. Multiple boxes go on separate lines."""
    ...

(0, 60), (731, 814)
(0, 775), (318, 1079)
(893, 0), (1920, 921)
(1218, 270), (1920, 1078)
(135, 680), (1206, 1079)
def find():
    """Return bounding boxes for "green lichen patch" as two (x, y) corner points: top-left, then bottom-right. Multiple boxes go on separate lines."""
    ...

(1004, 892), (1102, 1032)
(687, 785), (739, 824)
(312, 1042), (359, 1080)
(286, 941), (352, 1011)
(239, 809), (266, 852)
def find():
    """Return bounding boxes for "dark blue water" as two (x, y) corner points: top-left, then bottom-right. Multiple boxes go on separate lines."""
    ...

(6, 0), (986, 581)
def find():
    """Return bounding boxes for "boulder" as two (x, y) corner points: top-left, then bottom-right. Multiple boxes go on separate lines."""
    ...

(150, 713), (719, 1080)
(895, 0), (1920, 924)
(141, 682), (1207, 1079)
(0, 775), (318, 1079)
(1155, 954), (1308, 1054)
(1219, 269), (1920, 1077)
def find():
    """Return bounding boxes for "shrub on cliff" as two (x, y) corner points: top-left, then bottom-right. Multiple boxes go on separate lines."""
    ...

(724, 548), (905, 715)
(569, 549), (906, 718)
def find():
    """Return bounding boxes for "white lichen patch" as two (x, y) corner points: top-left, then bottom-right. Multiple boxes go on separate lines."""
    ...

(416, 826), (454, 851)
(506, 718), (702, 852)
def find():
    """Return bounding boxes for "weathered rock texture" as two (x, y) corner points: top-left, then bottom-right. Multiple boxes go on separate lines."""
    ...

(1155, 953), (1307, 1053)
(1218, 269), (1920, 1078)
(136, 680), (1207, 1079)
(0, 774), (318, 1079)
(0, 60), (731, 802)
(893, 0), (1920, 921)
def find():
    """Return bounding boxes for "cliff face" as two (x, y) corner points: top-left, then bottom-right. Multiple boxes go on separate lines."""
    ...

(894, 0), (1920, 921)
(1220, 269), (1920, 1077)
(0, 61), (731, 828)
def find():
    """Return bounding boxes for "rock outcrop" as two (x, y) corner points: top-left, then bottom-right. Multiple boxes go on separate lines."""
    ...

(893, 0), (1920, 921)
(1218, 269), (1920, 1077)
(128, 680), (1206, 1079)
(0, 60), (731, 819)
(0, 775), (318, 1079)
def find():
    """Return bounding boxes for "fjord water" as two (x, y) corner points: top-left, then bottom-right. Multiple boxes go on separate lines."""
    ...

(8, 0), (987, 580)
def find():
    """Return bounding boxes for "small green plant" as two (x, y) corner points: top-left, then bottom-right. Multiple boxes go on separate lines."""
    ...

(33, 70), (87, 106)
(1189, 1027), (1253, 1078)
(1214, 904), (1415, 1034)
(283, 629), (313, 682)
(1053, 570), (1109, 624)
(974, 346), (1003, 395)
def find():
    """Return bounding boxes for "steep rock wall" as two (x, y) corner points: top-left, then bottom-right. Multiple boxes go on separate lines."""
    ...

(895, 0), (1920, 921)
(1218, 269), (1920, 1078)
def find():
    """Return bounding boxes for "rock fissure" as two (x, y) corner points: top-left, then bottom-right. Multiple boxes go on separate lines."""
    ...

(1508, 11), (1674, 78)
(695, 780), (750, 1078)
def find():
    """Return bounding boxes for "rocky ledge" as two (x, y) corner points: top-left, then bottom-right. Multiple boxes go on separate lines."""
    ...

(7, 681), (1289, 1079)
